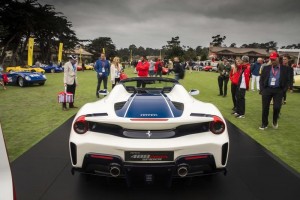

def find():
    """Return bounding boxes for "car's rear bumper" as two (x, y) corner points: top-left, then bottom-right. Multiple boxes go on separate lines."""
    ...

(71, 152), (227, 180)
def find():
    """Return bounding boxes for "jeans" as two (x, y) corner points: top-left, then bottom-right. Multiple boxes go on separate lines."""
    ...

(96, 75), (108, 95)
(218, 76), (229, 96)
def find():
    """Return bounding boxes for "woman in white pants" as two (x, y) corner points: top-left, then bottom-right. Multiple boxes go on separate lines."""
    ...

(251, 58), (263, 91)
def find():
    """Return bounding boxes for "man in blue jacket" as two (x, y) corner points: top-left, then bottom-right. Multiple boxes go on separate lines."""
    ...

(251, 57), (263, 91)
(95, 53), (110, 98)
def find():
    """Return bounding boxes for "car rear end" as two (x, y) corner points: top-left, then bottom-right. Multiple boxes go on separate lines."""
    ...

(69, 115), (229, 184)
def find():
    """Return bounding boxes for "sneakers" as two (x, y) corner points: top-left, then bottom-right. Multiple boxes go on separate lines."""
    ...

(272, 122), (278, 129)
(259, 125), (268, 130)
(236, 115), (245, 118)
(232, 112), (239, 116)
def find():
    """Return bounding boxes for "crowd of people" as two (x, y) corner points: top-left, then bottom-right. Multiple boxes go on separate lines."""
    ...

(62, 54), (185, 110)
(62, 51), (295, 130)
(220, 52), (294, 130)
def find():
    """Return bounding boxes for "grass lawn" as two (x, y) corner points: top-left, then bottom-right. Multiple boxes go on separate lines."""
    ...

(0, 68), (299, 173)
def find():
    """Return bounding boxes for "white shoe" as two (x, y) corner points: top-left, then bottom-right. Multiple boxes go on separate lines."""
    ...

(259, 125), (268, 130)
(272, 122), (278, 129)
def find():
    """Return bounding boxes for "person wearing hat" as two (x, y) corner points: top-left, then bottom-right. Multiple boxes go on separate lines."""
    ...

(233, 55), (250, 118)
(259, 52), (289, 130)
(62, 55), (78, 110)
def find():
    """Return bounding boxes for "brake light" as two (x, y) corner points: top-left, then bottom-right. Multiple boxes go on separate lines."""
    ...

(91, 154), (114, 160)
(184, 155), (208, 160)
(210, 116), (225, 134)
(73, 115), (88, 134)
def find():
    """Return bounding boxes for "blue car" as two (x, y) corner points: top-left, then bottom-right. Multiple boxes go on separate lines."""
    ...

(6, 71), (47, 87)
(40, 64), (63, 73)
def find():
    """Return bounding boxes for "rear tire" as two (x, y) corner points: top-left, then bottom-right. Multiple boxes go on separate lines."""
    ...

(39, 82), (45, 86)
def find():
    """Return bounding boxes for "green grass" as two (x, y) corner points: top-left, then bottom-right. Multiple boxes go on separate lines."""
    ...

(0, 68), (299, 173)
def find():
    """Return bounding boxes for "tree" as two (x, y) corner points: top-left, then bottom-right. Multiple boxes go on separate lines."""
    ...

(281, 43), (300, 49)
(240, 41), (277, 51)
(0, 0), (78, 65)
(183, 47), (197, 61)
(163, 36), (184, 59)
(229, 43), (236, 48)
(87, 37), (116, 61)
(211, 34), (226, 47)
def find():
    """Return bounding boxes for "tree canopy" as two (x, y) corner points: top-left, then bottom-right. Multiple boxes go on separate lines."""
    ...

(0, 0), (78, 65)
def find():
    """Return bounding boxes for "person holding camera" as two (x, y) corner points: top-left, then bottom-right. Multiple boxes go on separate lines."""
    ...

(217, 58), (231, 97)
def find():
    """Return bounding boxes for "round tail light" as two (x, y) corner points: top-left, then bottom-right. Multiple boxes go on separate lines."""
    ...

(73, 115), (88, 134)
(210, 116), (225, 134)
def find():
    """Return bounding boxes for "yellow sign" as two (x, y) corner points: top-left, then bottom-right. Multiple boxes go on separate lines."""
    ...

(58, 43), (63, 63)
(27, 38), (34, 66)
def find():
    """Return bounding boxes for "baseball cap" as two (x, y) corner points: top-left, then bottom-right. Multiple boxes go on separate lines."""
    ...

(269, 52), (279, 60)
(69, 55), (78, 60)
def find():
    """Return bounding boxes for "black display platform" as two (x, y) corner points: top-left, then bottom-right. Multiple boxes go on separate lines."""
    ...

(11, 117), (300, 200)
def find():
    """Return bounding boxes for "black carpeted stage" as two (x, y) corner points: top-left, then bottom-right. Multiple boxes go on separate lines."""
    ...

(12, 117), (300, 200)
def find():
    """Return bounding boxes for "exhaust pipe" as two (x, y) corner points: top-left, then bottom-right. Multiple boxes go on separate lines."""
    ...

(110, 165), (121, 177)
(177, 166), (188, 177)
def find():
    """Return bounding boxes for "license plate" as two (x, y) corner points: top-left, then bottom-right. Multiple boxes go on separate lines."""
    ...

(125, 151), (174, 161)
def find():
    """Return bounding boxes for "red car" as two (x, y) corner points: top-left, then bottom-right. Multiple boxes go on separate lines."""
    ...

(203, 66), (213, 72)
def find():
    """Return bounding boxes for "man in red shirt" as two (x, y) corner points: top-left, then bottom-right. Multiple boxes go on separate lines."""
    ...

(154, 58), (164, 78)
(136, 55), (150, 88)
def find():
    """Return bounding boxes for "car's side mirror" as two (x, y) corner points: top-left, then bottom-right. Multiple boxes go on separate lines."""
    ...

(189, 89), (200, 96)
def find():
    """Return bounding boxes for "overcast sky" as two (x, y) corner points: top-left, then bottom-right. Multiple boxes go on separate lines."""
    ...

(39, 0), (300, 49)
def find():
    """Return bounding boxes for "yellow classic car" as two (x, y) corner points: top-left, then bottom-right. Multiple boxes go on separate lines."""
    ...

(6, 66), (45, 74)
(84, 65), (94, 70)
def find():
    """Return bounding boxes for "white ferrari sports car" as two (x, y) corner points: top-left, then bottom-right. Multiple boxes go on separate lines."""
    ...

(70, 77), (229, 185)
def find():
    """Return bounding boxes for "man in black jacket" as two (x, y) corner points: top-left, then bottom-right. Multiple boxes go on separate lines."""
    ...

(217, 58), (231, 97)
(173, 57), (185, 80)
(259, 52), (289, 130)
